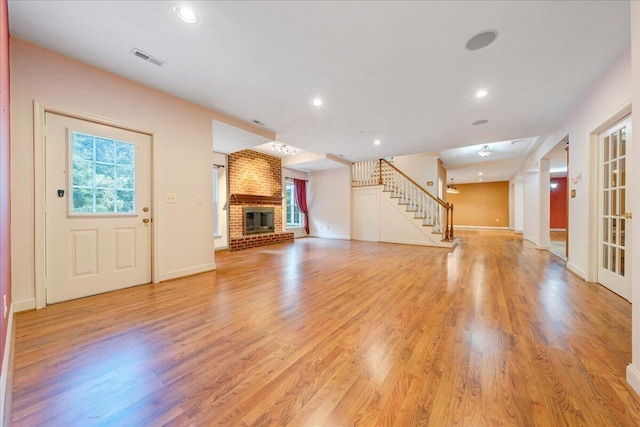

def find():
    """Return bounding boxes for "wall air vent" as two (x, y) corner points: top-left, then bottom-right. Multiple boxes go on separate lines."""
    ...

(131, 49), (166, 68)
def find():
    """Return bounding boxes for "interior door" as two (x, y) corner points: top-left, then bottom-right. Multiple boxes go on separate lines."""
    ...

(45, 113), (151, 304)
(598, 117), (631, 300)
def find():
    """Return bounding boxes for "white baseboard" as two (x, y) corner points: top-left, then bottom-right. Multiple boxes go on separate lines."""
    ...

(513, 230), (523, 234)
(379, 237), (453, 249)
(627, 364), (640, 397)
(159, 263), (216, 282)
(12, 298), (35, 313)
(214, 246), (228, 251)
(310, 234), (350, 240)
(566, 262), (587, 280)
(523, 235), (539, 245)
(454, 225), (510, 230)
(1, 304), (15, 426)
(537, 244), (552, 250)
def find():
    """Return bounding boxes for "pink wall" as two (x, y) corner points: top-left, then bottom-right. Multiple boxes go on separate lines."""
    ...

(0, 0), (11, 373)
(550, 177), (567, 229)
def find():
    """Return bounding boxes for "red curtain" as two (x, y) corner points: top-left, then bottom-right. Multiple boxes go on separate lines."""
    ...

(293, 179), (309, 234)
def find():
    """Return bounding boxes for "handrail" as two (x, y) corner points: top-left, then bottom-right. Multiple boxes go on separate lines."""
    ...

(380, 158), (454, 241)
(351, 158), (454, 241)
(380, 159), (447, 208)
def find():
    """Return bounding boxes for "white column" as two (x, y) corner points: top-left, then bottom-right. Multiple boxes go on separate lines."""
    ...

(537, 158), (551, 249)
(522, 172), (539, 244)
(513, 178), (524, 234)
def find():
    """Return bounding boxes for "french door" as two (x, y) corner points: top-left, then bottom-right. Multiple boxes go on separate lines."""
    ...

(45, 113), (152, 304)
(598, 117), (631, 300)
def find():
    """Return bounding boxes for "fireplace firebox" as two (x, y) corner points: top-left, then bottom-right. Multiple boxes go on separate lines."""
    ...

(243, 207), (275, 235)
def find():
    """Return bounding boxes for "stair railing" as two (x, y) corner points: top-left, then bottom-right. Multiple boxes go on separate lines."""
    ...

(351, 159), (454, 241)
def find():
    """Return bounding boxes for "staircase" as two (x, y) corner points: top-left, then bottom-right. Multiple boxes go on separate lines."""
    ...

(351, 159), (456, 248)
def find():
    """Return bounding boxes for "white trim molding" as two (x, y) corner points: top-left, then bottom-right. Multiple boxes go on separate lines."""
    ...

(1, 304), (15, 426)
(12, 298), (35, 313)
(310, 233), (351, 240)
(158, 263), (216, 282)
(454, 225), (510, 230)
(566, 262), (587, 280)
(627, 364), (640, 397)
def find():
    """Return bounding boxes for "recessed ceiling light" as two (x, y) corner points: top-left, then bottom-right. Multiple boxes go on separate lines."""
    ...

(374, 139), (381, 146)
(476, 89), (488, 98)
(174, 6), (197, 24)
(466, 30), (498, 51)
(312, 98), (323, 106)
(478, 172), (483, 176)
(472, 120), (489, 126)
(479, 179), (483, 182)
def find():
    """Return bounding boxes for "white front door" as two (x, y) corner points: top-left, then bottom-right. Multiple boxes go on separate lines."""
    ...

(45, 113), (152, 304)
(598, 117), (632, 300)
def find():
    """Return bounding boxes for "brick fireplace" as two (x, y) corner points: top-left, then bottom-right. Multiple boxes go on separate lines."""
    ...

(227, 149), (294, 250)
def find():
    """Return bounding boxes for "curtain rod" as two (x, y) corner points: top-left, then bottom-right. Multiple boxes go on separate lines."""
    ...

(285, 176), (309, 182)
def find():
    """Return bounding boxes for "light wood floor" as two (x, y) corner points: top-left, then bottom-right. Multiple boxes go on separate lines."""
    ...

(11, 230), (640, 426)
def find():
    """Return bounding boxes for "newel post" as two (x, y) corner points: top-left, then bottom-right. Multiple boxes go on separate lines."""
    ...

(378, 159), (383, 185)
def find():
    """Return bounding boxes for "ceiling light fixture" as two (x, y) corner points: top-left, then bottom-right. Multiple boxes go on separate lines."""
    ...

(446, 179), (459, 194)
(374, 139), (381, 146)
(174, 6), (197, 23)
(466, 30), (498, 51)
(479, 179), (483, 182)
(312, 98), (323, 106)
(476, 89), (488, 98)
(478, 172), (483, 176)
(271, 143), (297, 155)
(478, 145), (492, 157)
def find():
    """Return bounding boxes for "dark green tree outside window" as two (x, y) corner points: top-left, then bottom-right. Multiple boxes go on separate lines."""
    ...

(71, 132), (135, 214)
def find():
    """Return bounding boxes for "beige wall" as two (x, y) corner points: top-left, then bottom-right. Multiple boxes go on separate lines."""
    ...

(518, 49), (630, 279)
(10, 38), (273, 307)
(446, 181), (509, 228)
(309, 167), (351, 240)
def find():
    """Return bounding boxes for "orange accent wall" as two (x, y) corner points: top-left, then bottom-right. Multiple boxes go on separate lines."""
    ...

(446, 181), (509, 227)
(0, 0), (11, 389)
(550, 177), (567, 229)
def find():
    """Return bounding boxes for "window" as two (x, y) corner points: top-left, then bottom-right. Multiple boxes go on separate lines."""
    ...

(70, 132), (135, 214)
(286, 179), (302, 228)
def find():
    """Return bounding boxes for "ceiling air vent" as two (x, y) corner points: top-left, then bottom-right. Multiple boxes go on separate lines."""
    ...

(131, 49), (166, 68)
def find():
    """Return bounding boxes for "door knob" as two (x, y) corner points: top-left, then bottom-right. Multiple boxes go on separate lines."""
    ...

(142, 218), (150, 224)
(622, 212), (633, 219)
(143, 207), (149, 212)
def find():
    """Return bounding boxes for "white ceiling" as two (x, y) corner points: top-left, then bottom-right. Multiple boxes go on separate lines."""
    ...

(8, 1), (630, 181)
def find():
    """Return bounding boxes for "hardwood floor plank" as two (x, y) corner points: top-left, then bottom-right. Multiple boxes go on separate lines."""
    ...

(11, 230), (640, 426)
